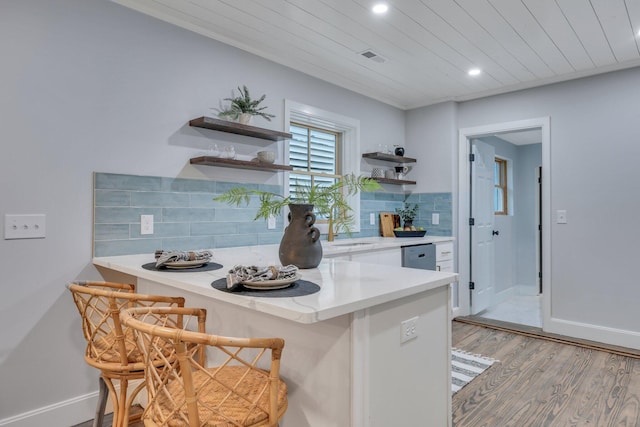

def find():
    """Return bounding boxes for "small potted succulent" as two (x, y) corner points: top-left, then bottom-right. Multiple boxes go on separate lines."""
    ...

(216, 85), (275, 124)
(395, 203), (419, 230)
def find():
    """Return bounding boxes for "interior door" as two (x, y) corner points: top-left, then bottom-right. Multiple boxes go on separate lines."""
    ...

(470, 140), (496, 314)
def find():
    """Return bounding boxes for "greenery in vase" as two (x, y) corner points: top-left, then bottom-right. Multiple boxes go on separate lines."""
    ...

(395, 203), (419, 224)
(214, 174), (382, 241)
(216, 85), (276, 122)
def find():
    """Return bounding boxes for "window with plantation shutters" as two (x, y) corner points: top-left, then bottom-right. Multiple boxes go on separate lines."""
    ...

(284, 99), (361, 233)
(289, 123), (341, 219)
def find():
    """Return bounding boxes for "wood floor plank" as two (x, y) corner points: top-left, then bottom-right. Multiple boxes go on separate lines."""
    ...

(452, 321), (640, 427)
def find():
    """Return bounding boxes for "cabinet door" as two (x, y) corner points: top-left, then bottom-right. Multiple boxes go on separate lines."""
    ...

(436, 242), (454, 262)
(435, 242), (454, 272)
(436, 260), (454, 272)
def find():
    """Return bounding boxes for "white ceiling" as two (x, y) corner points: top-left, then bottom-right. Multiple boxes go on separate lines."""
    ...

(114, 0), (640, 110)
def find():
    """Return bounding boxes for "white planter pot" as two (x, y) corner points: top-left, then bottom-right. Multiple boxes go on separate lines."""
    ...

(238, 113), (252, 125)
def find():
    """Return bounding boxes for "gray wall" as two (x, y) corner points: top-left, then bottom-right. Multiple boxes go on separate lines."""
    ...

(457, 67), (640, 341)
(0, 1), (406, 423)
(405, 101), (457, 193)
(515, 143), (542, 292)
(403, 66), (640, 345)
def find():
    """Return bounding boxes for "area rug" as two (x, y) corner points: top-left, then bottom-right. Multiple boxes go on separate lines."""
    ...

(451, 348), (498, 394)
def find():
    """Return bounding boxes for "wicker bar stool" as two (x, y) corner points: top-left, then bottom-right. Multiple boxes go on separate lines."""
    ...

(67, 281), (186, 427)
(120, 306), (288, 426)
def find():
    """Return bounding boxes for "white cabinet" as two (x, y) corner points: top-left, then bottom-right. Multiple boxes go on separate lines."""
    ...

(436, 242), (454, 272)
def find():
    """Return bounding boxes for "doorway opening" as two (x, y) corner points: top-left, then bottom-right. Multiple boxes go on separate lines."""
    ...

(456, 118), (550, 330)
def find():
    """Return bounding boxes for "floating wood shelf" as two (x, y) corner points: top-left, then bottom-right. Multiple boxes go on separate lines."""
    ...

(372, 177), (416, 185)
(189, 116), (292, 141)
(362, 152), (417, 163)
(190, 156), (293, 172)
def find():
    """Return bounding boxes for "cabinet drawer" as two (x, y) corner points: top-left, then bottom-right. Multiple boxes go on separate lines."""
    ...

(436, 260), (454, 272)
(436, 242), (454, 261)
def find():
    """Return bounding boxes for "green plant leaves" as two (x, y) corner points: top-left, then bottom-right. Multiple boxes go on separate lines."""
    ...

(217, 85), (276, 121)
(213, 174), (382, 235)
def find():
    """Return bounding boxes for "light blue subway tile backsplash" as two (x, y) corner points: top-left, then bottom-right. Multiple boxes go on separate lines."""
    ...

(131, 192), (190, 208)
(95, 207), (163, 223)
(162, 208), (216, 223)
(93, 172), (452, 257)
(95, 190), (131, 207)
(95, 173), (163, 191)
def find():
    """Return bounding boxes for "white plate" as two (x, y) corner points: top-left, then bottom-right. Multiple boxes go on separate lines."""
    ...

(241, 274), (302, 290)
(163, 259), (208, 269)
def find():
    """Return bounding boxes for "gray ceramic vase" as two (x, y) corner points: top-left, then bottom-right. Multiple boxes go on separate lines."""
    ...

(279, 203), (322, 269)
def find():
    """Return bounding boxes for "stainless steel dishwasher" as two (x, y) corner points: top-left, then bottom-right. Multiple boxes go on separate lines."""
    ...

(401, 243), (436, 270)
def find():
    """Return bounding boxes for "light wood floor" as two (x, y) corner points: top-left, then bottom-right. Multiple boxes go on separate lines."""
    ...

(452, 320), (640, 426)
(78, 321), (640, 426)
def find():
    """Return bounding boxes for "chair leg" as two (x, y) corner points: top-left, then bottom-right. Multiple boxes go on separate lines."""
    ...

(93, 376), (108, 427)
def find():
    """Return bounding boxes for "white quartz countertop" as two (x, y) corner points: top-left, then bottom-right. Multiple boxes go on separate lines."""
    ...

(93, 237), (456, 324)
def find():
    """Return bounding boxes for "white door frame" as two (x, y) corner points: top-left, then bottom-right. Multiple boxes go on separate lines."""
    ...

(456, 118), (551, 328)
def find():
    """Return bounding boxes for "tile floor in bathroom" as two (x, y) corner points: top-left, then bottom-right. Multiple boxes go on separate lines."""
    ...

(478, 294), (542, 328)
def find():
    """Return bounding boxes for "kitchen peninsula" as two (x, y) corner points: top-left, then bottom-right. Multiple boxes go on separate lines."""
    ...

(94, 238), (457, 427)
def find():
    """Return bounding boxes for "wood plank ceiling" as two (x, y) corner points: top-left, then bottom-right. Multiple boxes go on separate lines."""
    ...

(113, 0), (640, 110)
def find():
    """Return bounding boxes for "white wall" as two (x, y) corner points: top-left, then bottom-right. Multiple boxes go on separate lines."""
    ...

(0, 1), (405, 424)
(457, 68), (640, 346)
(405, 101), (457, 193)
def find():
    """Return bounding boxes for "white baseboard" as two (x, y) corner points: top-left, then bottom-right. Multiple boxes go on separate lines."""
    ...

(451, 306), (461, 319)
(545, 317), (640, 350)
(0, 379), (144, 427)
(0, 391), (99, 427)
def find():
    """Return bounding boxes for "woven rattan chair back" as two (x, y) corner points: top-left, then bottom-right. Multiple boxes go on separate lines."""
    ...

(67, 281), (185, 427)
(120, 306), (288, 427)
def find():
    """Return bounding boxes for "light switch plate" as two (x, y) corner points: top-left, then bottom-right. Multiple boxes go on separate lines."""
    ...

(432, 213), (440, 225)
(556, 210), (567, 224)
(4, 214), (46, 239)
(267, 215), (276, 229)
(370, 213), (375, 225)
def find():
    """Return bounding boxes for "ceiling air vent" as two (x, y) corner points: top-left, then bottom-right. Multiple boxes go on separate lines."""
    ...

(359, 49), (386, 63)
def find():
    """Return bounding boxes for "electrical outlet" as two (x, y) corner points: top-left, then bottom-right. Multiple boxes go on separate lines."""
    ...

(140, 215), (154, 235)
(370, 212), (375, 225)
(432, 213), (440, 225)
(400, 316), (419, 343)
(267, 215), (276, 229)
(4, 214), (46, 239)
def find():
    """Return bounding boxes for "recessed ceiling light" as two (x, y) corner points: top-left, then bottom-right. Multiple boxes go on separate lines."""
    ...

(468, 68), (482, 76)
(372, 3), (388, 14)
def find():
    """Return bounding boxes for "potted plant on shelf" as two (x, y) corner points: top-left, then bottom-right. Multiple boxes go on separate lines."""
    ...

(214, 174), (382, 268)
(395, 203), (419, 230)
(216, 85), (275, 124)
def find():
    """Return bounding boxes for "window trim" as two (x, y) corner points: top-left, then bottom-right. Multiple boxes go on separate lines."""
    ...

(494, 157), (508, 215)
(284, 100), (361, 233)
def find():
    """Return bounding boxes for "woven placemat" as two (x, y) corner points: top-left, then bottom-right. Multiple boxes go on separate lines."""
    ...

(142, 262), (224, 272)
(210, 278), (320, 297)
